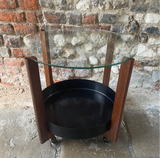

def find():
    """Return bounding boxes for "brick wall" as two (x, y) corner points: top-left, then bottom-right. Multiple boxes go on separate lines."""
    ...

(0, 0), (159, 89)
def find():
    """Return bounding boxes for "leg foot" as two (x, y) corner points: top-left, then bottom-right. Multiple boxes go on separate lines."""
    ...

(50, 136), (58, 148)
(49, 136), (61, 157)
(51, 136), (58, 144)
(103, 136), (109, 143)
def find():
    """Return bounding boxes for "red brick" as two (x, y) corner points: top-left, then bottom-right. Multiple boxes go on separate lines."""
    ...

(83, 25), (100, 30)
(44, 11), (66, 24)
(36, 12), (43, 23)
(47, 24), (61, 30)
(134, 60), (139, 67)
(0, 24), (13, 34)
(11, 48), (29, 58)
(82, 14), (97, 24)
(8, 66), (20, 75)
(0, 66), (6, 76)
(63, 25), (75, 29)
(27, 12), (37, 23)
(62, 25), (76, 33)
(14, 24), (37, 34)
(27, 12), (43, 23)
(0, 11), (25, 22)
(155, 84), (160, 90)
(0, 0), (17, 9)
(4, 58), (25, 66)
(99, 25), (111, 30)
(19, 0), (38, 10)
(1, 76), (20, 86)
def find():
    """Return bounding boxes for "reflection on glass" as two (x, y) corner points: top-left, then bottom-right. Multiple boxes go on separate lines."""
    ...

(22, 27), (137, 69)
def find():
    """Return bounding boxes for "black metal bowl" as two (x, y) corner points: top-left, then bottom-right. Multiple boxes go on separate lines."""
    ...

(43, 79), (115, 139)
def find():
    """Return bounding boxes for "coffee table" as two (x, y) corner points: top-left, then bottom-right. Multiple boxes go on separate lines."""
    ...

(23, 27), (137, 144)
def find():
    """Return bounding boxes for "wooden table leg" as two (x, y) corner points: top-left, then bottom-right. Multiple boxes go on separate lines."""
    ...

(25, 57), (53, 144)
(40, 29), (53, 87)
(103, 58), (134, 142)
(103, 32), (116, 86)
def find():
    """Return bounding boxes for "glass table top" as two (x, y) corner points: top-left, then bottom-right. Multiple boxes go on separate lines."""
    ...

(22, 27), (137, 69)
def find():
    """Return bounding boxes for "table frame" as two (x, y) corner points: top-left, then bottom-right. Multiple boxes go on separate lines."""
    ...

(25, 29), (134, 144)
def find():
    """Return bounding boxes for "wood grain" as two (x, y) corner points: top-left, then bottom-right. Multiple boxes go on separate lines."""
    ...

(103, 58), (134, 142)
(103, 32), (116, 86)
(40, 29), (53, 87)
(25, 57), (49, 144)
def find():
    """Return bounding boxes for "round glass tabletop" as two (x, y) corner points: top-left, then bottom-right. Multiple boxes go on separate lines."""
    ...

(22, 27), (137, 69)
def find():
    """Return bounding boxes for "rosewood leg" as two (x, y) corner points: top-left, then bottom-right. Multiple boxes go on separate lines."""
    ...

(25, 57), (53, 144)
(40, 29), (53, 87)
(103, 58), (134, 142)
(103, 32), (116, 86)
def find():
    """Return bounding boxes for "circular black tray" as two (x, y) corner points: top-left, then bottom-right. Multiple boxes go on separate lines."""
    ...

(43, 79), (115, 139)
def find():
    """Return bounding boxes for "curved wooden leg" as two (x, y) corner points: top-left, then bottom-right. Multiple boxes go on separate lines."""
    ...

(25, 57), (53, 144)
(103, 58), (134, 142)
